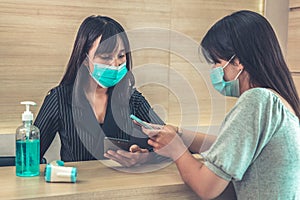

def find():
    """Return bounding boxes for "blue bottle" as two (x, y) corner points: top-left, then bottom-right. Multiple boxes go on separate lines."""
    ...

(15, 101), (40, 177)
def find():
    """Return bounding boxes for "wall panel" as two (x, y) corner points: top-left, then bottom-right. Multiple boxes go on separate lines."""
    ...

(293, 75), (300, 96)
(287, 9), (300, 72)
(290, 0), (300, 8)
(288, 0), (300, 109)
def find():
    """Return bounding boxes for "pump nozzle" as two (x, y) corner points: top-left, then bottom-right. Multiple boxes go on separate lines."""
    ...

(21, 101), (36, 121)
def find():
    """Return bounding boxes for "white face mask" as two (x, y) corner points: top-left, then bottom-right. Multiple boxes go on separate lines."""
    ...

(210, 55), (243, 97)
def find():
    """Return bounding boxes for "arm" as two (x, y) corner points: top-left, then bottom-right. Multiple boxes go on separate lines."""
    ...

(175, 151), (229, 199)
(34, 88), (60, 160)
(145, 125), (228, 199)
(166, 125), (217, 153)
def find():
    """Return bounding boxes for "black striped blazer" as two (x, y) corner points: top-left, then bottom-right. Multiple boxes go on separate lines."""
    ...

(34, 83), (164, 162)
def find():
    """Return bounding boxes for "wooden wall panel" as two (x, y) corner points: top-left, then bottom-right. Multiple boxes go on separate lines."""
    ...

(0, 0), (264, 134)
(290, 0), (300, 8)
(287, 9), (300, 72)
(293, 75), (300, 96)
(288, 0), (300, 112)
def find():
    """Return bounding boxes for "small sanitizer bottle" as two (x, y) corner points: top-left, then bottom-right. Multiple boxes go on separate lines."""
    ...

(16, 101), (40, 177)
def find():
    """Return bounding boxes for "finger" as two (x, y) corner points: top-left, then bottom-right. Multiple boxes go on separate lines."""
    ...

(129, 145), (150, 154)
(104, 152), (125, 163)
(129, 144), (141, 153)
(112, 152), (138, 167)
(105, 150), (116, 155)
(142, 127), (161, 138)
(133, 120), (162, 129)
(104, 151), (133, 167)
(105, 150), (130, 160)
(116, 149), (136, 159)
(139, 148), (149, 153)
(148, 139), (160, 149)
(132, 120), (140, 126)
(151, 124), (164, 130)
(105, 154), (128, 166)
(103, 153), (110, 159)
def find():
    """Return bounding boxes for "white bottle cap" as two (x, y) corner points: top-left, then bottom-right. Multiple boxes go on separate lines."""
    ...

(21, 101), (36, 121)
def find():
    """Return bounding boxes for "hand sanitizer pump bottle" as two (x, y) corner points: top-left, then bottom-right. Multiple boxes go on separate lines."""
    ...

(16, 101), (40, 177)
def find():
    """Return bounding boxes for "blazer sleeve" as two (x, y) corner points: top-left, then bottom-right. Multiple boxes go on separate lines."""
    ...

(130, 89), (165, 125)
(34, 88), (60, 160)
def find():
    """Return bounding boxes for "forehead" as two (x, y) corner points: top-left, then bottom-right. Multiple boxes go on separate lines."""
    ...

(95, 35), (125, 55)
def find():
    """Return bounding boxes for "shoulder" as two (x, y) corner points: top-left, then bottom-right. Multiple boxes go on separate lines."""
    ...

(237, 88), (275, 108)
(129, 88), (152, 111)
(239, 88), (273, 101)
(224, 88), (274, 120)
(42, 84), (73, 109)
(130, 88), (147, 104)
(230, 87), (293, 121)
(46, 84), (73, 98)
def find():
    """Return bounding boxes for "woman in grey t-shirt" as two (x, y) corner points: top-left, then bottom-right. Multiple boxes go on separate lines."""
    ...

(141, 10), (300, 200)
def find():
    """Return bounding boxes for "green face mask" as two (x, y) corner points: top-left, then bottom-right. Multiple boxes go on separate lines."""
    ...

(210, 55), (242, 97)
(210, 66), (241, 97)
(90, 62), (128, 88)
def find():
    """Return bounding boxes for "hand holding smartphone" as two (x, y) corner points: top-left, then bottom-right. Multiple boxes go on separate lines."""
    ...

(103, 137), (131, 153)
(130, 114), (154, 129)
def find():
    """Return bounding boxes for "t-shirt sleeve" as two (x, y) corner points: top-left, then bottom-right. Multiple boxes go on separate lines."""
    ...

(202, 89), (280, 181)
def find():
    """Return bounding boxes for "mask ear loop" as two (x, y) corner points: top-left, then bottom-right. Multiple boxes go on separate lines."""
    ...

(234, 69), (243, 80)
(222, 54), (236, 69)
(222, 54), (242, 80)
(229, 55), (243, 80)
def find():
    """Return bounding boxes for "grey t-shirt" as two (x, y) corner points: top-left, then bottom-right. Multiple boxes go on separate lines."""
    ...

(202, 88), (300, 199)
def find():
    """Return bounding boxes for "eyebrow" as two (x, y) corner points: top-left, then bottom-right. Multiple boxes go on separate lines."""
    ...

(119, 49), (126, 54)
(102, 49), (126, 55)
(94, 49), (126, 59)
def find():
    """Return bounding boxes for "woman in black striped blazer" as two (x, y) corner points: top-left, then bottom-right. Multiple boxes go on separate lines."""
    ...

(34, 15), (165, 167)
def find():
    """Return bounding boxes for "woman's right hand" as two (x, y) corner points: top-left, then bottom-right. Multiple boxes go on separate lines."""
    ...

(142, 124), (188, 161)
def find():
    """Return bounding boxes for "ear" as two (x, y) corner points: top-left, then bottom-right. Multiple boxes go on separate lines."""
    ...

(233, 58), (244, 71)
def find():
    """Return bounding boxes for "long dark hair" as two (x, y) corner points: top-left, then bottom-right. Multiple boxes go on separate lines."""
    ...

(60, 15), (132, 85)
(201, 10), (300, 119)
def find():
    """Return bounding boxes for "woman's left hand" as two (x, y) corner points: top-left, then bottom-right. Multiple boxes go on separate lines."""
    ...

(142, 125), (187, 160)
(104, 144), (151, 167)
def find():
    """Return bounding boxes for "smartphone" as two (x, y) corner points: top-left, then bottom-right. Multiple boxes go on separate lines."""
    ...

(103, 137), (131, 152)
(130, 114), (154, 130)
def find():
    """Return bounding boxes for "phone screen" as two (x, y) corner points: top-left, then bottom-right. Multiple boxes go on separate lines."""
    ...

(103, 137), (131, 152)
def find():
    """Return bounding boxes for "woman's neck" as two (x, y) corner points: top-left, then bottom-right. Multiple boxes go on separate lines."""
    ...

(95, 86), (108, 96)
(239, 71), (251, 95)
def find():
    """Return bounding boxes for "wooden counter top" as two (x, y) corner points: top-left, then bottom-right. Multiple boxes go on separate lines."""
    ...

(0, 160), (200, 200)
